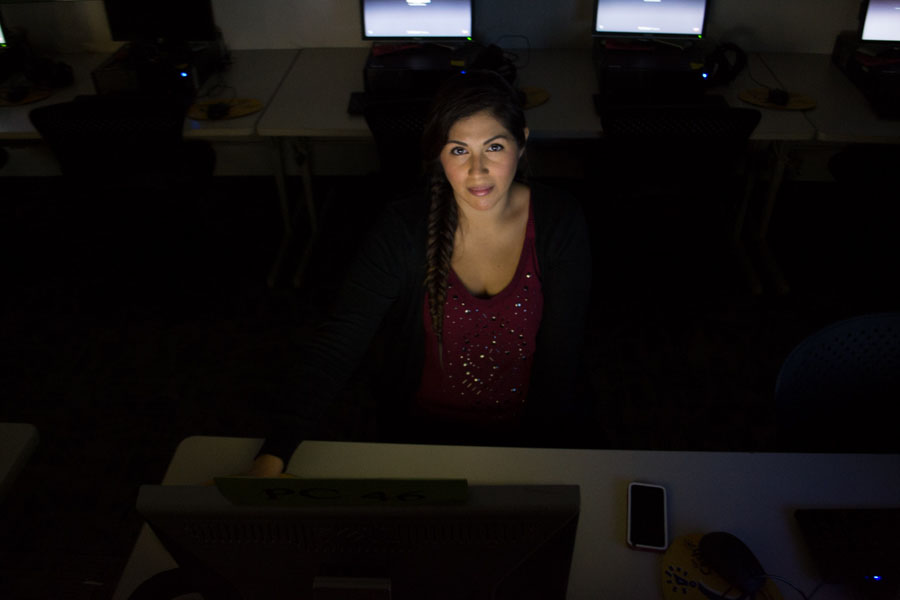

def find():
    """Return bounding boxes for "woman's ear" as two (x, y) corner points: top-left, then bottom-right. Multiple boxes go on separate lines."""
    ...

(520, 127), (530, 157)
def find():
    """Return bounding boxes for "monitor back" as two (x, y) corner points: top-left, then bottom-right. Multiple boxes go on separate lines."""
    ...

(137, 483), (580, 600)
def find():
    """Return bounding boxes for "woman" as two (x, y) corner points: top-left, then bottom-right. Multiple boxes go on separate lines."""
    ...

(249, 70), (592, 476)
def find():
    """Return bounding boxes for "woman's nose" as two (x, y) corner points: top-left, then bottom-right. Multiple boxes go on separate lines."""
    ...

(468, 154), (487, 174)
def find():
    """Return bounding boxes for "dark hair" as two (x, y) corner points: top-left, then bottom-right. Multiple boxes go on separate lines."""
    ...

(421, 70), (529, 362)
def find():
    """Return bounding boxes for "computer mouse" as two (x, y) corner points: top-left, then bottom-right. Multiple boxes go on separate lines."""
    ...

(767, 87), (790, 106)
(206, 102), (231, 120)
(697, 531), (766, 596)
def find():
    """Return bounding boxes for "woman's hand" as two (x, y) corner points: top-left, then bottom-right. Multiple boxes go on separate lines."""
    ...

(244, 453), (286, 478)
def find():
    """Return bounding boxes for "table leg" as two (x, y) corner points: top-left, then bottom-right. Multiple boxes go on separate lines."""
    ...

(266, 137), (319, 288)
(756, 140), (791, 295)
(291, 138), (318, 288)
(267, 136), (293, 288)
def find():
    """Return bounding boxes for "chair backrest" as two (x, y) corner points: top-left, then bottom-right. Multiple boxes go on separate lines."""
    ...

(363, 96), (432, 185)
(29, 94), (188, 181)
(600, 105), (761, 165)
(775, 312), (900, 452)
(601, 105), (761, 139)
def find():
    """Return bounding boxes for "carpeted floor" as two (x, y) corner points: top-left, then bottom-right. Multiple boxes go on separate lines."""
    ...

(1, 169), (897, 599)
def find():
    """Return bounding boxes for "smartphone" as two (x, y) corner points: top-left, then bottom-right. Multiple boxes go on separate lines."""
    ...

(627, 482), (668, 551)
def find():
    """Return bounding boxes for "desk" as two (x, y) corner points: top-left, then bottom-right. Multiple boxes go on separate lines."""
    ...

(760, 52), (900, 144)
(0, 53), (108, 141)
(185, 49), (299, 140)
(1, 50), (298, 277)
(739, 53), (900, 293)
(0, 50), (298, 142)
(114, 436), (900, 600)
(0, 422), (39, 501)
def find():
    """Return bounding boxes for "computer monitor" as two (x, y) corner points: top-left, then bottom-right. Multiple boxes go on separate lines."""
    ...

(136, 483), (580, 600)
(0, 13), (8, 50)
(860, 0), (900, 43)
(102, 0), (218, 44)
(592, 0), (709, 40)
(361, 0), (473, 41)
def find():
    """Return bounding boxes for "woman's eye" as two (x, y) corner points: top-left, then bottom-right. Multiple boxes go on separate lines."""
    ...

(449, 146), (467, 156)
(487, 143), (504, 152)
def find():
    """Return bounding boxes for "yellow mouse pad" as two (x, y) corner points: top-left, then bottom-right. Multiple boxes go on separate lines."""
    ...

(0, 87), (54, 107)
(521, 86), (550, 109)
(739, 87), (816, 111)
(662, 533), (783, 600)
(188, 97), (263, 120)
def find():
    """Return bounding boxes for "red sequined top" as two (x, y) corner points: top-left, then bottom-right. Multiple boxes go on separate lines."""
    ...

(416, 203), (543, 425)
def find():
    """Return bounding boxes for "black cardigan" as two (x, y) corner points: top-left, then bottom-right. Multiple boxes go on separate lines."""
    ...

(259, 182), (592, 462)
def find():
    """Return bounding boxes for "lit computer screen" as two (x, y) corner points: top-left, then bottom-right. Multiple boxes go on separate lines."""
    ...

(0, 11), (8, 49)
(860, 0), (900, 43)
(361, 0), (473, 41)
(593, 0), (709, 39)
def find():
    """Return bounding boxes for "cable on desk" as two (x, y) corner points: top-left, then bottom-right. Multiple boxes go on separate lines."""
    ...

(756, 54), (818, 129)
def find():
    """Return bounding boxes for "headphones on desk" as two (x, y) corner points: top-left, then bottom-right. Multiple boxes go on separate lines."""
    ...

(703, 42), (747, 86)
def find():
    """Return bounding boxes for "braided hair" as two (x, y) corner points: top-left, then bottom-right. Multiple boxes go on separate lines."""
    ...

(421, 70), (529, 362)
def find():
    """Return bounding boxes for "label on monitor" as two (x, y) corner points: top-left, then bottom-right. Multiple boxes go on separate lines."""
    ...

(214, 477), (469, 507)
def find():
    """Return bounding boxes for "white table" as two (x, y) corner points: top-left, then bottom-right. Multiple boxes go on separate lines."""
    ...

(0, 49), (298, 141)
(0, 422), (39, 501)
(0, 53), (109, 141)
(760, 52), (900, 144)
(184, 49), (299, 140)
(114, 436), (900, 600)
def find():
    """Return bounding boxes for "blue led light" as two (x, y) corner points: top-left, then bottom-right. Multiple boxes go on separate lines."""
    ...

(702, 72), (709, 79)
(180, 72), (189, 78)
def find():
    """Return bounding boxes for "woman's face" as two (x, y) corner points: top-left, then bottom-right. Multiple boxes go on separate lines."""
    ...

(439, 110), (527, 213)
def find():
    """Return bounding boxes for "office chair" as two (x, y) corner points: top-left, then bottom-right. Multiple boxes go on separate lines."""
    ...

(363, 95), (432, 191)
(775, 312), (900, 452)
(596, 105), (762, 295)
(29, 94), (214, 188)
(28, 94), (216, 306)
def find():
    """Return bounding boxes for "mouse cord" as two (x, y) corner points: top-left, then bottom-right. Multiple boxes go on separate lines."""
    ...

(753, 54), (788, 93)
(755, 54), (817, 128)
(760, 572), (828, 600)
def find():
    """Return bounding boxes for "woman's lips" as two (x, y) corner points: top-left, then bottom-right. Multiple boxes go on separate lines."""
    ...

(468, 185), (494, 197)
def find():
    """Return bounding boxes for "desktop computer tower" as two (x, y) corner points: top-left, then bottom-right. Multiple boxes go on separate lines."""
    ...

(364, 44), (470, 98)
(92, 37), (226, 100)
(593, 42), (708, 107)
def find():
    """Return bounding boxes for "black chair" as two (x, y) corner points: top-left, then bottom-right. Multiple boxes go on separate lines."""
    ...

(596, 105), (762, 294)
(28, 94), (217, 308)
(775, 312), (900, 452)
(363, 95), (432, 192)
(29, 94), (215, 188)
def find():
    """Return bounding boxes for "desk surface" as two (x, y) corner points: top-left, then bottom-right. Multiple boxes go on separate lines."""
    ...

(0, 53), (107, 141)
(4, 48), (893, 146)
(114, 437), (900, 600)
(760, 52), (900, 144)
(0, 49), (298, 142)
(256, 47), (371, 138)
(256, 47), (819, 143)
(184, 49), (299, 139)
